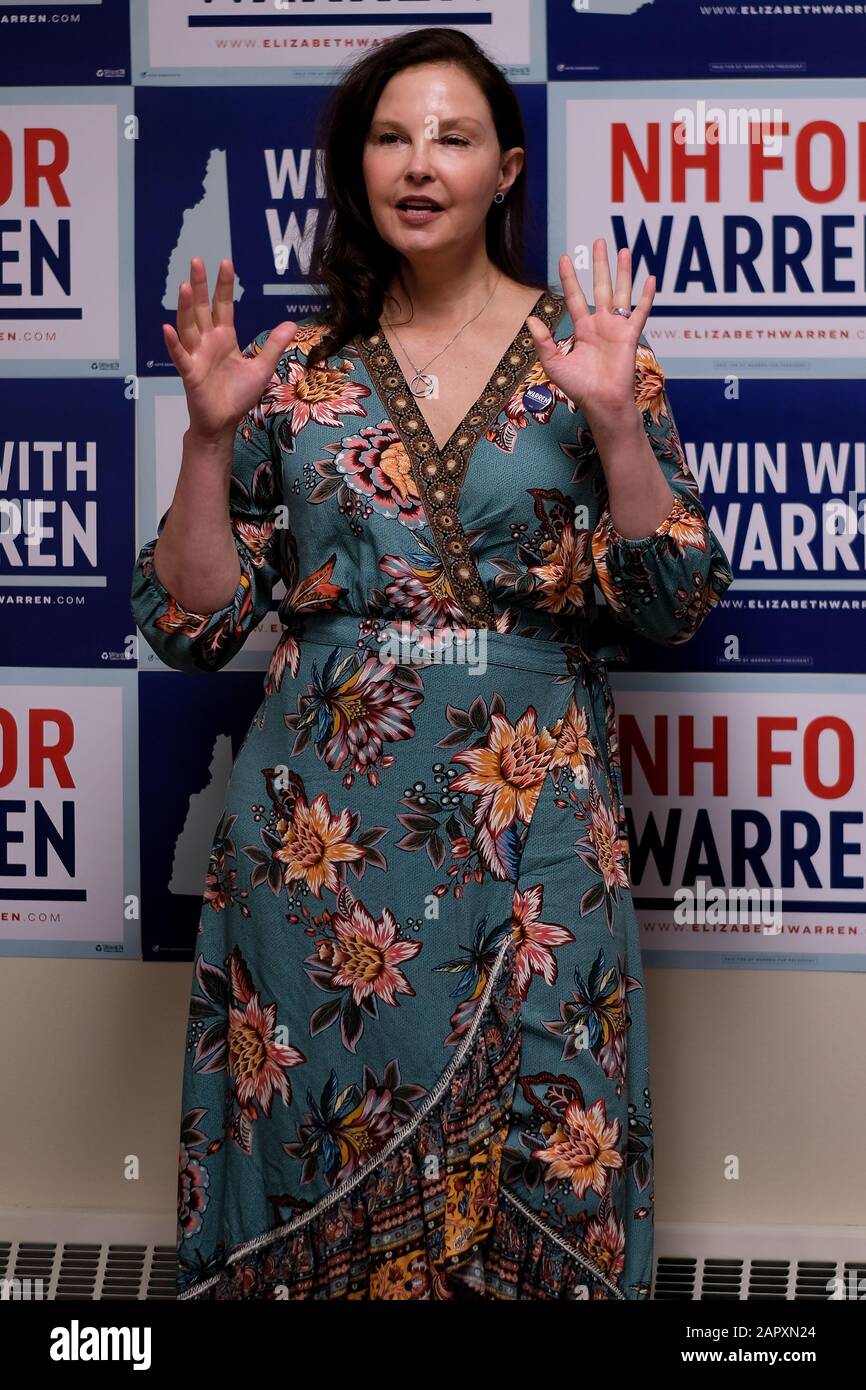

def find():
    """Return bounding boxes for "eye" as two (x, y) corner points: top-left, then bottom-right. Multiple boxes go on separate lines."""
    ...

(372, 132), (470, 147)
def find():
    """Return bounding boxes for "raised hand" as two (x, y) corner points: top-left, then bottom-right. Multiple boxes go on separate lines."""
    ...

(527, 244), (656, 427)
(162, 256), (297, 443)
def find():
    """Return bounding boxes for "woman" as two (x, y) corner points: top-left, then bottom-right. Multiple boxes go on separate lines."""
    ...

(131, 27), (734, 1301)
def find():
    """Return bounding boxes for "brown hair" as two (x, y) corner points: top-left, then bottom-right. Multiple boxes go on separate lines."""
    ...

(303, 26), (546, 369)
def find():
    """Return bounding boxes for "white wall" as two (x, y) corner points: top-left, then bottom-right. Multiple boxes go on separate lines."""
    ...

(0, 960), (863, 1228)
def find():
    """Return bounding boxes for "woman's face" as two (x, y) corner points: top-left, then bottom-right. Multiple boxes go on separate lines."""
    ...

(362, 62), (522, 260)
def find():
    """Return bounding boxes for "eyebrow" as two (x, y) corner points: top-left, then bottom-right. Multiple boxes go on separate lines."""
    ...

(368, 116), (483, 132)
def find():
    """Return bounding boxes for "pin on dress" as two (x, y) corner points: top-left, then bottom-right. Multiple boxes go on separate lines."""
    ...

(131, 292), (734, 1300)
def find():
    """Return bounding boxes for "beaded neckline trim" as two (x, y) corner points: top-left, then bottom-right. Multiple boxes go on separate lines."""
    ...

(352, 289), (566, 629)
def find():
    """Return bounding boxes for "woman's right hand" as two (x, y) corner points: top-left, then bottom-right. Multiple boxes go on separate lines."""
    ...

(162, 256), (297, 443)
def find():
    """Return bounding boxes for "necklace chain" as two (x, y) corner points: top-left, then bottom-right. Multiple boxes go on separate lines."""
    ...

(381, 272), (503, 398)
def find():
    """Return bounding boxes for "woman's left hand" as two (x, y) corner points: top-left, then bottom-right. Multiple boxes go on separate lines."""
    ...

(527, 243), (656, 429)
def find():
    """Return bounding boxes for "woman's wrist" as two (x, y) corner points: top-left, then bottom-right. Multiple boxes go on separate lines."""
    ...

(584, 401), (644, 448)
(184, 423), (237, 454)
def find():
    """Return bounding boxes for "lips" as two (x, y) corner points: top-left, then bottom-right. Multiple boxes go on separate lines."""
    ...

(396, 199), (442, 210)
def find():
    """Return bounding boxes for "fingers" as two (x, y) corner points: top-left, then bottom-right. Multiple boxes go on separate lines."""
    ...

(262, 320), (298, 373)
(592, 238), (614, 311)
(176, 256), (225, 353)
(162, 321), (193, 377)
(612, 245), (632, 312)
(167, 257), (299, 393)
(526, 314), (556, 372)
(589, 241), (655, 334)
(628, 274), (657, 340)
(212, 258), (235, 330)
(190, 257), (214, 337)
(559, 254), (590, 323)
(175, 278), (200, 353)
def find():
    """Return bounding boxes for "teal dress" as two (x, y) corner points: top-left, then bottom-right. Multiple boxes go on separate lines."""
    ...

(131, 290), (734, 1300)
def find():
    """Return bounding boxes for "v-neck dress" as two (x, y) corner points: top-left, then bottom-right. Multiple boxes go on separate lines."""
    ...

(130, 288), (734, 1301)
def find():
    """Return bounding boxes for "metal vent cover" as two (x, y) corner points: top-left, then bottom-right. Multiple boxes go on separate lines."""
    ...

(2, 1216), (865, 1301)
(1, 1240), (176, 1300)
(653, 1255), (866, 1300)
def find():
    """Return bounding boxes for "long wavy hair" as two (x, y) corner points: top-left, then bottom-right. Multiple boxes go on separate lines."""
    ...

(302, 27), (546, 369)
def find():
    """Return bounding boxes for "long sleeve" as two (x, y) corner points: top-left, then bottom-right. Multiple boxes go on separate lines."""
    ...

(589, 336), (734, 646)
(130, 331), (285, 673)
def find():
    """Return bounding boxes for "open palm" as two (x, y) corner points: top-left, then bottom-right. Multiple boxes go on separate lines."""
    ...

(163, 256), (298, 441)
(528, 243), (656, 423)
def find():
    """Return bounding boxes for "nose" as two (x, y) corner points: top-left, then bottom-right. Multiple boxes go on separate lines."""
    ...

(401, 134), (436, 180)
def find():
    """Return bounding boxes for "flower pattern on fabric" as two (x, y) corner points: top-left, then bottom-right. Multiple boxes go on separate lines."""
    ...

(131, 290), (732, 1301)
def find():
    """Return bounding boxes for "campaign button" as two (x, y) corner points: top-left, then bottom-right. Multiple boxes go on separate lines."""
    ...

(522, 384), (553, 413)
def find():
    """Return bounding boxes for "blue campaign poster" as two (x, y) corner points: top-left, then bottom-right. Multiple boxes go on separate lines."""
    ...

(137, 668), (273, 959)
(547, 0), (866, 81)
(0, 0), (130, 86)
(0, 378), (136, 668)
(605, 378), (866, 675)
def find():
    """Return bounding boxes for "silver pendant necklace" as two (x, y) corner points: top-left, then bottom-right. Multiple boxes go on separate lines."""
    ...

(381, 272), (502, 399)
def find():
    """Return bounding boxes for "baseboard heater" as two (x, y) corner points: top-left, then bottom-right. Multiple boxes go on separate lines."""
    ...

(1, 1210), (864, 1300)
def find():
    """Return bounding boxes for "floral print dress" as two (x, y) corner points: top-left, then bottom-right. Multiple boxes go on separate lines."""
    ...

(130, 288), (734, 1301)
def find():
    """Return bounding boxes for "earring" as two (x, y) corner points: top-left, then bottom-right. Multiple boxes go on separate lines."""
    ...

(493, 191), (506, 204)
